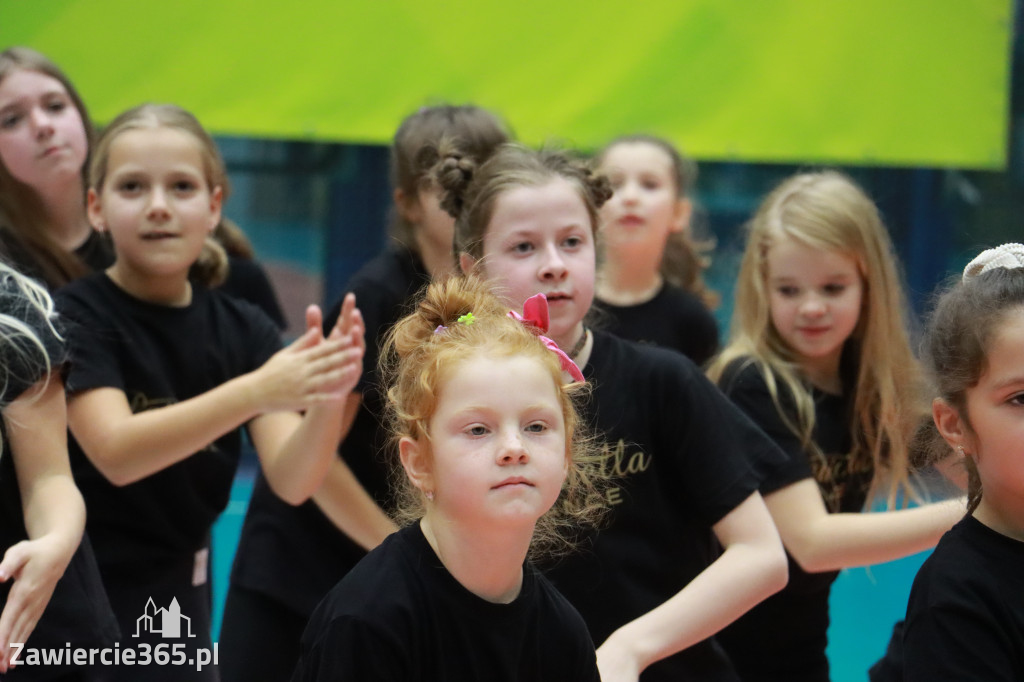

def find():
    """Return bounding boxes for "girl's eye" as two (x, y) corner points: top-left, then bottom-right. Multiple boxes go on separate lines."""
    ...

(641, 179), (661, 191)
(467, 425), (489, 436)
(45, 99), (67, 114)
(511, 242), (534, 255)
(525, 422), (547, 433)
(117, 180), (143, 194)
(823, 283), (847, 295)
(0, 112), (21, 129)
(172, 180), (199, 194)
(777, 285), (799, 298)
(1008, 393), (1024, 407)
(563, 235), (584, 249)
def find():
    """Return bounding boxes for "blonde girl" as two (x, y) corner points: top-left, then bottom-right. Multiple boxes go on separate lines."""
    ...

(0, 262), (117, 680)
(902, 245), (1024, 681)
(0, 47), (113, 289)
(440, 142), (788, 682)
(594, 134), (718, 365)
(54, 104), (365, 682)
(221, 104), (510, 681)
(293, 276), (606, 681)
(707, 171), (963, 682)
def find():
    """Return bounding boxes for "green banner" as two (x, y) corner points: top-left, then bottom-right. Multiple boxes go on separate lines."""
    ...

(2, 0), (1012, 168)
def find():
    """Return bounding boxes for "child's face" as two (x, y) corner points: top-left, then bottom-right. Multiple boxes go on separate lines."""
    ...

(88, 127), (221, 285)
(464, 178), (595, 350)
(404, 353), (568, 527)
(766, 234), (863, 380)
(598, 141), (689, 255)
(0, 68), (87, 190)
(959, 308), (1024, 515)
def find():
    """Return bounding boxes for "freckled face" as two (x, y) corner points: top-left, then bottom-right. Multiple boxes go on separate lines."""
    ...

(421, 354), (568, 527)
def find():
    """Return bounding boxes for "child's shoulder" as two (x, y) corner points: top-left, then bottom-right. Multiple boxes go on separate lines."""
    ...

(593, 327), (701, 376)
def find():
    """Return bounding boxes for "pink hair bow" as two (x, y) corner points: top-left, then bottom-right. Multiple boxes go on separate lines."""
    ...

(508, 293), (585, 382)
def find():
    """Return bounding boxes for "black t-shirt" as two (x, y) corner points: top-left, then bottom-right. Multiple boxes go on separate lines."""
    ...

(55, 272), (281, 568)
(0, 276), (119, 672)
(714, 358), (861, 682)
(541, 331), (785, 682)
(231, 244), (429, 613)
(293, 523), (601, 682)
(593, 283), (719, 366)
(903, 515), (1024, 681)
(219, 256), (287, 330)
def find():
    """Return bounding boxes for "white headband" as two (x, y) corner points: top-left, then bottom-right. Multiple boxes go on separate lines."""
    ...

(962, 243), (1024, 282)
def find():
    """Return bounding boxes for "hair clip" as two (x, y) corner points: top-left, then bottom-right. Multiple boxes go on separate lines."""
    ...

(457, 312), (476, 325)
(963, 243), (1024, 282)
(508, 294), (585, 382)
(433, 325), (448, 335)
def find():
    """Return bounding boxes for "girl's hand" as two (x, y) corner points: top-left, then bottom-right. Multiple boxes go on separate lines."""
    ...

(0, 535), (70, 672)
(595, 635), (642, 682)
(249, 297), (365, 413)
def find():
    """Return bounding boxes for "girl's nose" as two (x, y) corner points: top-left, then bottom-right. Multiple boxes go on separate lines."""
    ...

(619, 180), (639, 204)
(146, 187), (171, 221)
(539, 244), (568, 281)
(498, 431), (529, 465)
(800, 296), (827, 318)
(30, 106), (54, 140)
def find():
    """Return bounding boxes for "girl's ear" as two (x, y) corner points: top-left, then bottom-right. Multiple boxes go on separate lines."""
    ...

(458, 252), (478, 276)
(671, 197), (693, 235)
(208, 186), (224, 232)
(399, 436), (434, 497)
(86, 188), (105, 231)
(394, 188), (423, 226)
(932, 397), (970, 452)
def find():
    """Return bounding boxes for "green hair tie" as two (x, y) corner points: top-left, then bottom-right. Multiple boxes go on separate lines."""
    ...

(457, 312), (476, 325)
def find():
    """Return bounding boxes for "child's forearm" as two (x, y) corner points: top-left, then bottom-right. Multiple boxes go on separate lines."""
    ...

(768, 480), (965, 572)
(313, 458), (398, 549)
(67, 374), (264, 486)
(252, 402), (346, 505)
(597, 493), (787, 678)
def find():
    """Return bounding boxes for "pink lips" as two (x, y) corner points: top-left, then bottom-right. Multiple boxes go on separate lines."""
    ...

(617, 214), (644, 227)
(493, 476), (532, 490)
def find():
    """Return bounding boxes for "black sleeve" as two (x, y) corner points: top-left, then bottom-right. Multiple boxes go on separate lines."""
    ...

(718, 359), (814, 494)
(660, 354), (785, 524)
(54, 286), (126, 395)
(292, 615), (410, 682)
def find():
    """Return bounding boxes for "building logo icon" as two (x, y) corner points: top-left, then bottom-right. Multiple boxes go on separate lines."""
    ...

(133, 597), (196, 639)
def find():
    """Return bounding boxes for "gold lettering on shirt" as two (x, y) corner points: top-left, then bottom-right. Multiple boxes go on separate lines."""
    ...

(597, 439), (652, 505)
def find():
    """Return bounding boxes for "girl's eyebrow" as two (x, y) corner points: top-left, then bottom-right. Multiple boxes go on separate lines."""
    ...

(990, 374), (1024, 392)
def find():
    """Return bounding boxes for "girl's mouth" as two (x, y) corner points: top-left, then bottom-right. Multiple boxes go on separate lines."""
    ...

(142, 231), (178, 241)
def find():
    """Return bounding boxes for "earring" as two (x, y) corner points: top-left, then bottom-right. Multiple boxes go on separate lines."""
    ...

(957, 445), (966, 457)
(425, 490), (434, 502)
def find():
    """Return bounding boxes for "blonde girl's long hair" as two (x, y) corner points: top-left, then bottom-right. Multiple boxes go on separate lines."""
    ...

(707, 171), (928, 507)
(0, 261), (63, 458)
(0, 47), (95, 288)
(89, 103), (229, 287)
